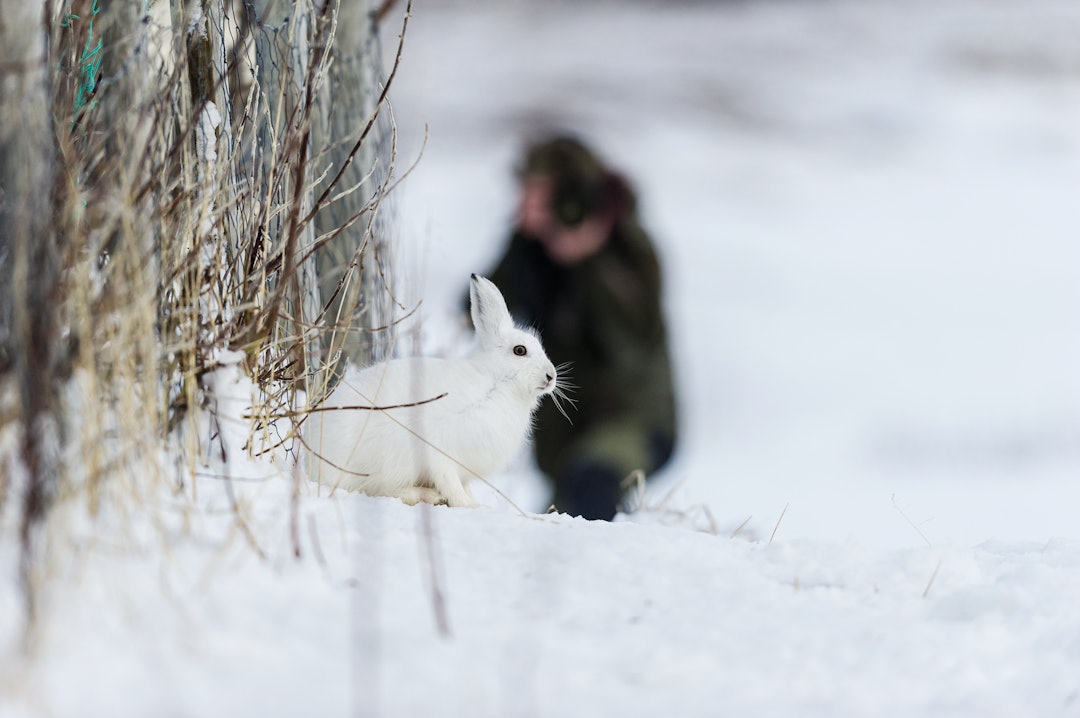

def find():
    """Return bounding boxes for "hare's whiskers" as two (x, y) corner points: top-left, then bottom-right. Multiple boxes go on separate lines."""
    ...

(550, 362), (578, 423)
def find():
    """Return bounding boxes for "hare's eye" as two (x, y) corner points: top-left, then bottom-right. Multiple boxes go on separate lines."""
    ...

(513, 345), (527, 357)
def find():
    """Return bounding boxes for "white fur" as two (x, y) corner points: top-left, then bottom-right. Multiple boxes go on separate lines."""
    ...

(305, 275), (557, 507)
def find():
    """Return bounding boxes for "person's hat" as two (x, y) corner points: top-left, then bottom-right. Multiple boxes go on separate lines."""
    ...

(519, 135), (607, 227)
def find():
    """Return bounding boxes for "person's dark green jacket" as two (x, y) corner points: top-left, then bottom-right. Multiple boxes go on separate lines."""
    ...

(488, 215), (678, 489)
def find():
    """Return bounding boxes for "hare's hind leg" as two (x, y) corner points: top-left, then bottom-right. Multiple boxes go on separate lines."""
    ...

(430, 471), (479, 508)
(394, 486), (447, 506)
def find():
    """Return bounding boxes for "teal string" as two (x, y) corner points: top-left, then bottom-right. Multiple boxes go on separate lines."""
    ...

(62, 0), (104, 116)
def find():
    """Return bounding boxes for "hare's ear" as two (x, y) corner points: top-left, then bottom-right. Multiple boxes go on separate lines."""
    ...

(470, 274), (513, 345)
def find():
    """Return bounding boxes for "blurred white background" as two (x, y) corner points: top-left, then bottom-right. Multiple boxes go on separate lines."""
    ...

(381, 0), (1080, 547)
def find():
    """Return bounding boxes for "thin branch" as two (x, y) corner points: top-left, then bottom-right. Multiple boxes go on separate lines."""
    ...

(730, 515), (753, 539)
(374, 0), (400, 26)
(922, 560), (942, 599)
(768, 503), (788, 546)
(247, 391), (448, 420)
(892, 493), (934, 548)
(419, 504), (452, 637)
(295, 0), (412, 238)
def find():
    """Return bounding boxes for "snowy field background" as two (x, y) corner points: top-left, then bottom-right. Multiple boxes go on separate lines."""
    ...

(2, 1), (1080, 716)
(389, 0), (1080, 549)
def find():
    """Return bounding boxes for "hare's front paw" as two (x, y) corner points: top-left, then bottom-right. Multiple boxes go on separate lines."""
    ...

(445, 495), (483, 509)
(431, 473), (482, 508)
(395, 487), (447, 506)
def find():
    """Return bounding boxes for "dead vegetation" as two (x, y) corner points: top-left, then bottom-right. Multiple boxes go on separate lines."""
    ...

(0, 0), (409, 630)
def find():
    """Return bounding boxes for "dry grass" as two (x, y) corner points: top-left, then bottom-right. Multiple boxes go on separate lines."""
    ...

(619, 471), (724, 535)
(0, 0), (409, 632)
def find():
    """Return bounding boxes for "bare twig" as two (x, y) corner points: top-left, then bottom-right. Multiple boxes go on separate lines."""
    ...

(768, 503), (789, 546)
(374, 0), (400, 25)
(296, 0), (413, 237)
(247, 392), (448, 420)
(892, 494), (934, 548)
(730, 515), (753, 539)
(419, 503), (452, 637)
(922, 559), (942, 598)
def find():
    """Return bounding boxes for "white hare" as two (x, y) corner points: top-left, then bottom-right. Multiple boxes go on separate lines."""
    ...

(305, 274), (559, 507)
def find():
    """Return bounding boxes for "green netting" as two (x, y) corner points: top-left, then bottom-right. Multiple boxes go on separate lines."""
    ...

(61, 0), (104, 115)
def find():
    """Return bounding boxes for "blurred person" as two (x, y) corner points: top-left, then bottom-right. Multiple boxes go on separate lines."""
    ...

(484, 134), (678, 520)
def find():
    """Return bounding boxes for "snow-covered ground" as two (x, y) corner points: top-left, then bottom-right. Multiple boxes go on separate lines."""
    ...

(3, 1), (1080, 716)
